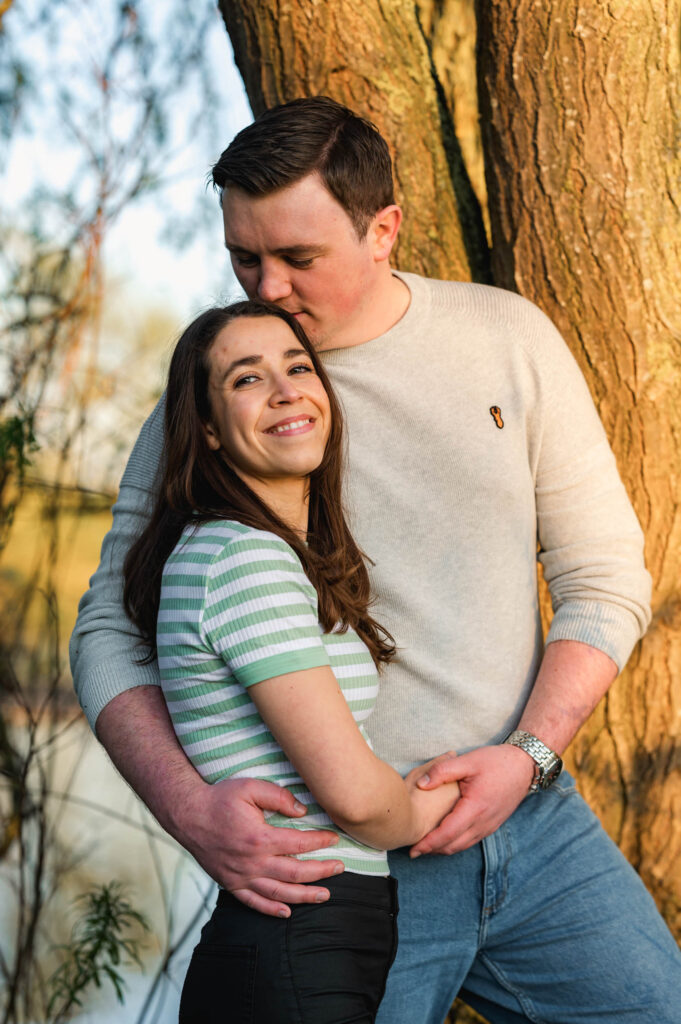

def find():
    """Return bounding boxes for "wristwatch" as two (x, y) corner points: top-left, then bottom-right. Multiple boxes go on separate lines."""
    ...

(503, 730), (563, 792)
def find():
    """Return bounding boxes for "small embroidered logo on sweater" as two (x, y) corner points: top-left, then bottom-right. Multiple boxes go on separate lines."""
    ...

(490, 406), (504, 429)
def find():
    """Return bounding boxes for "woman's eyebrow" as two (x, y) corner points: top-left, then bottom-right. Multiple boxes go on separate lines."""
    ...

(219, 354), (262, 382)
(218, 348), (310, 383)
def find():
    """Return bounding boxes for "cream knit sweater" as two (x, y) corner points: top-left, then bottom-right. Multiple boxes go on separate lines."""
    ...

(70, 273), (651, 774)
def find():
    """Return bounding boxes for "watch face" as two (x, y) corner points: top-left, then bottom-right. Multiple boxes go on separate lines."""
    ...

(540, 757), (563, 789)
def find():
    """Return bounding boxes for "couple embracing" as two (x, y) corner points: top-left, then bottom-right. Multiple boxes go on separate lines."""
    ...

(72, 97), (681, 1023)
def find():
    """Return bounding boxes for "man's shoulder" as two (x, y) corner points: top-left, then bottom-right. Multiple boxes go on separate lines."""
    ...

(399, 271), (570, 365)
(119, 393), (166, 491)
(406, 271), (552, 328)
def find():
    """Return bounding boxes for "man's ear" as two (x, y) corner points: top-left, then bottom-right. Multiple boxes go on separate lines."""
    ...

(203, 421), (221, 451)
(368, 204), (402, 262)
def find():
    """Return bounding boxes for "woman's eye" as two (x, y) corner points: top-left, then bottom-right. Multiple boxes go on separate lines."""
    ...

(289, 363), (314, 375)
(234, 374), (259, 388)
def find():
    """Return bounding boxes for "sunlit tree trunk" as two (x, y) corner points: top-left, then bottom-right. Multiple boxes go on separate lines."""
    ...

(416, 0), (489, 240)
(219, 0), (681, 952)
(476, 0), (681, 934)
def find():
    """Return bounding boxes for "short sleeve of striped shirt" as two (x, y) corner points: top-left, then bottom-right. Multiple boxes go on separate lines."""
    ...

(200, 529), (331, 688)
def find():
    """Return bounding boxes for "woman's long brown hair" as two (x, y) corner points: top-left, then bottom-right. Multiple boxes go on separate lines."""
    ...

(123, 299), (395, 667)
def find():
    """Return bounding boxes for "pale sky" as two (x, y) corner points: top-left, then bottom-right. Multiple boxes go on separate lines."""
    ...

(3, 1), (253, 324)
(2, 1), (254, 486)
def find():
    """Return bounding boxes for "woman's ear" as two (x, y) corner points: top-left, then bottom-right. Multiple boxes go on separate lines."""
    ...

(203, 421), (222, 451)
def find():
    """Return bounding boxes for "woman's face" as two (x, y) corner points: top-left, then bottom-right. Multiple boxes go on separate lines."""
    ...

(204, 315), (331, 489)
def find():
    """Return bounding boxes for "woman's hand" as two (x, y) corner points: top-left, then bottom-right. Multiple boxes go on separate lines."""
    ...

(408, 744), (535, 857)
(402, 752), (461, 844)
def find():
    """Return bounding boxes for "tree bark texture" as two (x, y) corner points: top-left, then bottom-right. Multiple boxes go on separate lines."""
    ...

(477, 0), (681, 933)
(218, 0), (492, 282)
(416, 0), (489, 240)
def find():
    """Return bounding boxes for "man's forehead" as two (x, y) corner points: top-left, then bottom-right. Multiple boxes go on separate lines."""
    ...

(223, 204), (323, 252)
(222, 175), (353, 249)
(223, 212), (328, 254)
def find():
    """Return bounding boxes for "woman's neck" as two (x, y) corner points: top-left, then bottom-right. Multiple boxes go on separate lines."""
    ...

(245, 475), (309, 535)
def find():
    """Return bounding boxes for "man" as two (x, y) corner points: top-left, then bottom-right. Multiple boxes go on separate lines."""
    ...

(71, 97), (681, 1022)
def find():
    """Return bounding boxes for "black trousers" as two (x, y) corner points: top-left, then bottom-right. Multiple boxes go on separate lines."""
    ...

(178, 873), (399, 1024)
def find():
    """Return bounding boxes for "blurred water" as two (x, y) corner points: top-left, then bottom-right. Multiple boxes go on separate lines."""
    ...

(0, 718), (217, 1023)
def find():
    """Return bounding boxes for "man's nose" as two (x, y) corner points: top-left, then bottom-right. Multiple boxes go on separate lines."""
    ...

(257, 261), (293, 303)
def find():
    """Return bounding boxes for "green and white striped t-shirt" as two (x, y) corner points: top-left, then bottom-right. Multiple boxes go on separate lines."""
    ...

(157, 519), (389, 876)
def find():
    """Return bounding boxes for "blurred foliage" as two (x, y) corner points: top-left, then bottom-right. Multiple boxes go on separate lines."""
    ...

(0, 0), (228, 496)
(0, 410), (37, 553)
(0, 1), (233, 1020)
(47, 883), (150, 1022)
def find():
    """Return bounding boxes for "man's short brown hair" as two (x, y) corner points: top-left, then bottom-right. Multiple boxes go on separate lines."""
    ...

(211, 96), (395, 238)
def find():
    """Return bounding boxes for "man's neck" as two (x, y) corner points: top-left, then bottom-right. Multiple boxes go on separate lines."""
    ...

(317, 271), (411, 352)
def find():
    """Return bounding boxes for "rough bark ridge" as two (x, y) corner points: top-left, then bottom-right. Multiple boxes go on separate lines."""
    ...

(416, 0), (489, 237)
(218, 0), (477, 280)
(477, 0), (681, 932)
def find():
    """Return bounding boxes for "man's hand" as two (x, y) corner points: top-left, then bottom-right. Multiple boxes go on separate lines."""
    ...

(408, 744), (535, 857)
(409, 642), (621, 857)
(171, 775), (344, 918)
(96, 686), (343, 919)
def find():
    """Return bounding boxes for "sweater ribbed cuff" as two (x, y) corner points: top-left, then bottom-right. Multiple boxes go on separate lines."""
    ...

(75, 653), (161, 731)
(546, 600), (643, 672)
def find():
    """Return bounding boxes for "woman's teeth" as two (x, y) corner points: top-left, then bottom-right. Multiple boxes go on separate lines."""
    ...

(270, 418), (311, 434)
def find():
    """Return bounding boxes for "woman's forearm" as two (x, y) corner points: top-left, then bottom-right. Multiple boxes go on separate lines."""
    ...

(250, 668), (461, 851)
(330, 757), (460, 850)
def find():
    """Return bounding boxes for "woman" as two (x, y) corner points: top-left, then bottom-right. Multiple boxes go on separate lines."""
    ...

(123, 300), (459, 1023)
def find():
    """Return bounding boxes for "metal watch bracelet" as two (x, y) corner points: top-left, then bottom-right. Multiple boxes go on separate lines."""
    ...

(503, 729), (563, 792)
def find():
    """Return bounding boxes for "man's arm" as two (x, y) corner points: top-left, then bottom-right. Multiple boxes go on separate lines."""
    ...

(69, 400), (168, 726)
(410, 638), (617, 856)
(70, 399), (343, 916)
(411, 299), (650, 856)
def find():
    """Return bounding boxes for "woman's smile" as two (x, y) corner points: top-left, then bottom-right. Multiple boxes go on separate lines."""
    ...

(265, 415), (316, 436)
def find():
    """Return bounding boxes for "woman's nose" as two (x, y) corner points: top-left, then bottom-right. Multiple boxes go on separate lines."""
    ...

(270, 376), (303, 404)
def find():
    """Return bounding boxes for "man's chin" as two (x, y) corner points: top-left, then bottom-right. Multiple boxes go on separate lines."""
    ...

(292, 314), (327, 349)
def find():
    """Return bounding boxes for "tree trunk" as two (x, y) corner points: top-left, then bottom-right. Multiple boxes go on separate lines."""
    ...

(416, 0), (489, 240)
(476, 0), (681, 934)
(218, 0), (491, 283)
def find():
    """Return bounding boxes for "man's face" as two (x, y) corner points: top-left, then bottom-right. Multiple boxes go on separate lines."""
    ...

(222, 173), (382, 351)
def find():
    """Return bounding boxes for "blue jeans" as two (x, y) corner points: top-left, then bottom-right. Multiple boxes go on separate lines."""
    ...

(377, 772), (681, 1024)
